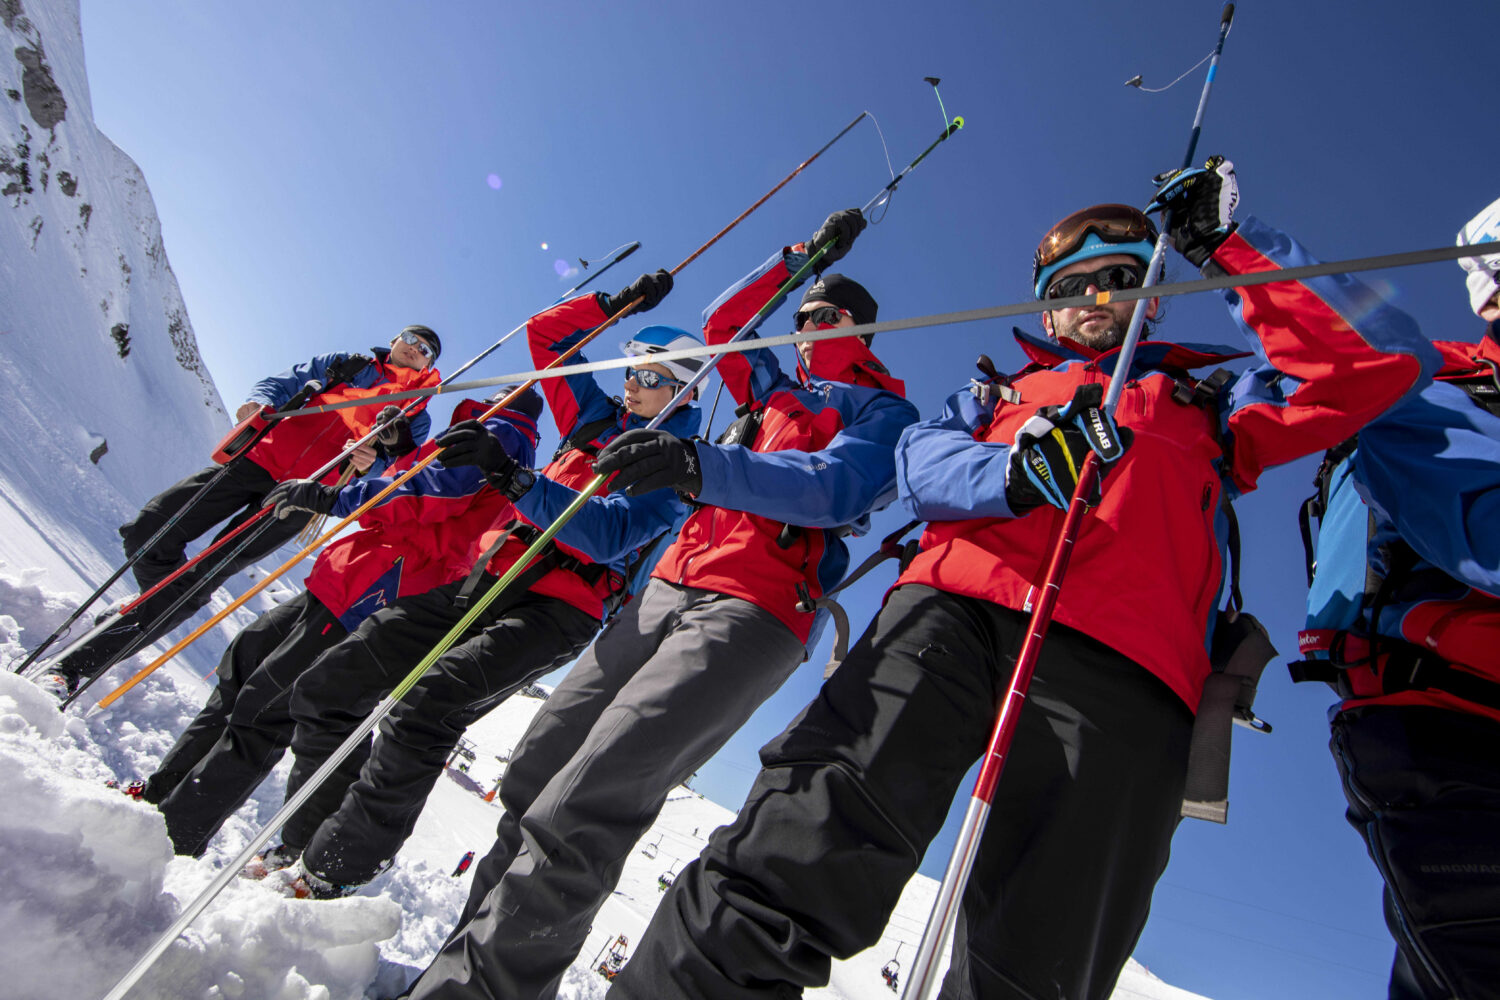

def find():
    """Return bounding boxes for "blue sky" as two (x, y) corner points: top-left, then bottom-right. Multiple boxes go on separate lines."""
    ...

(76, 2), (1498, 997)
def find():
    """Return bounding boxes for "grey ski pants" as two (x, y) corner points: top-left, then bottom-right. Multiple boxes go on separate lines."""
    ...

(404, 579), (808, 1000)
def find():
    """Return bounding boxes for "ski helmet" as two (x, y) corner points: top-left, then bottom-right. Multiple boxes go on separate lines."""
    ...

(1457, 195), (1500, 316)
(400, 324), (442, 360)
(620, 325), (704, 385)
(1033, 204), (1157, 300)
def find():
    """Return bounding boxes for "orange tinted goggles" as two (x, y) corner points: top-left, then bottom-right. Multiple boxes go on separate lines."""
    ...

(1033, 204), (1159, 273)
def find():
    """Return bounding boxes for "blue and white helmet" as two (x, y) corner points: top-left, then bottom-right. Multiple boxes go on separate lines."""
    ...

(621, 325), (705, 384)
(1458, 195), (1500, 316)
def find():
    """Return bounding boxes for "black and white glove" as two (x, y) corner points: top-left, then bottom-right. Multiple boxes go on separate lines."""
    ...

(1005, 384), (1131, 514)
(263, 479), (340, 520)
(435, 420), (533, 499)
(1149, 155), (1239, 268)
(807, 208), (867, 266)
(373, 405), (416, 460)
(593, 428), (702, 497)
(599, 269), (674, 317)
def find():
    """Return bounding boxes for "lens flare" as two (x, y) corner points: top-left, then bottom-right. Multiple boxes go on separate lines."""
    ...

(540, 242), (549, 250)
(554, 259), (576, 278)
(486, 174), (502, 190)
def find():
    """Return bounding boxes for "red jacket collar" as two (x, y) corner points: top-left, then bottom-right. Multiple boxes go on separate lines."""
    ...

(1433, 333), (1500, 379)
(798, 336), (907, 397)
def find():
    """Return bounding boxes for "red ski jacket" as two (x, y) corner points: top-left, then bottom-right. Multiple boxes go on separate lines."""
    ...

(651, 249), (919, 644)
(304, 398), (537, 629)
(246, 349), (442, 482)
(896, 218), (1439, 712)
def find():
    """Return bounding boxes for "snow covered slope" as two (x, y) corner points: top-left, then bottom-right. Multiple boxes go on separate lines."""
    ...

(0, 2), (1210, 997)
(1, 0), (225, 602)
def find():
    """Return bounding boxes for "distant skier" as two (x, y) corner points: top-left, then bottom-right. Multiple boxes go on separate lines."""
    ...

(1292, 195), (1500, 999)
(604, 163), (1440, 1000)
(451, 851), (475, 878)
(36, 326), (443, 699)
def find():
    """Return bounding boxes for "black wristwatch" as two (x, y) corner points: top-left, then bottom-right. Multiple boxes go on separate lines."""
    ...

(492, 465), (536, 502)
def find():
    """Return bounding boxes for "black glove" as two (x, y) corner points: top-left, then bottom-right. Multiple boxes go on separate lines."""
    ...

(599, 269), (674, 317)
(373, 405), (416, 461)
(1005, 384), (1131, 514)
(807, 208), (866, 266)
(323, 353), (375, 386)
(593, 428), (702, 497)
(435, 420), (532, 497)
(262, 479), (340, 520)
(1149, 155), (1239, 268)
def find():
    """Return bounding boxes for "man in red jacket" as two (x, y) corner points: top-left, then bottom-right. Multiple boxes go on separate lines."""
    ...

(606, 161), (1440, 1000)
(37, 326), (443, 699)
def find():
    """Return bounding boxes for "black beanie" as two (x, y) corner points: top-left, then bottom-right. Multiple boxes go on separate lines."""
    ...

(490, 383), (544, 423)
(800, 274), (878, 327)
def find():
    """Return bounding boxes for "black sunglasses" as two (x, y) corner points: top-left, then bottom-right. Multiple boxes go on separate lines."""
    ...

(397, 330), (436, 359)
(625, 367), (684, 390)
(794, 305), (850, 329)
(1044, 263), (1147, 301)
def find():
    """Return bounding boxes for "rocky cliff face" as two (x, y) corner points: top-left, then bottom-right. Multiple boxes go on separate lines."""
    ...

(0, 0), (227, 558)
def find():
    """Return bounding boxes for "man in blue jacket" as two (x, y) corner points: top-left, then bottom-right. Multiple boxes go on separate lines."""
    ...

(1295, 196), (1500, 1000)
(36, 326), (442, 698)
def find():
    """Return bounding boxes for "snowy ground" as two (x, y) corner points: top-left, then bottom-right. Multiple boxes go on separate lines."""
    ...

(0, 562), (1207, 1000)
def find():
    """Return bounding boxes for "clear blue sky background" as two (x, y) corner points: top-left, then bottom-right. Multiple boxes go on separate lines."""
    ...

(76, 2), (1497, 997)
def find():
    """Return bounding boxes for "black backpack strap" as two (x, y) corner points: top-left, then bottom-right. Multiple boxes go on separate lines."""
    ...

(797, 520), (924, 677)
(553, 414), (621, 462)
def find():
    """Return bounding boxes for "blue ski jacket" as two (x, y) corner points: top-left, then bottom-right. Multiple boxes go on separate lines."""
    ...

(1303, 327), (1500, 723)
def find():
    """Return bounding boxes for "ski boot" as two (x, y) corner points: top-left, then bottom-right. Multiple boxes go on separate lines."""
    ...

(283, 863), (360, 900)
(240, 843), (301, 881)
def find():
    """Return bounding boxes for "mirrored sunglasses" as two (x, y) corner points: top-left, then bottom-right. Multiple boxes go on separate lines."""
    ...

(624, 367), (684, 390)
(1044, 263), (1147, 301)
(397, 330), (436, 359)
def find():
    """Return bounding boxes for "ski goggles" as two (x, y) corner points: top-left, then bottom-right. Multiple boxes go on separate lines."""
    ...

(1033, 204), (1159, 277)
(624, 367), (686, 390)
(396, 329), (437, 360)
(794, 305), (852, 329)
(1043, 262), (1148, 300)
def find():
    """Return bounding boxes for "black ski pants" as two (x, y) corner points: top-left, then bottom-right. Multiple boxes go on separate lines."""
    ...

(297, 584), (598, 887)
(280, 578), (597, 858)
(1331, 704), (1500, 1000)
(153, 590), (346, 855)
(51, 459), (307, 687)
(608, 584), (1194, 1000)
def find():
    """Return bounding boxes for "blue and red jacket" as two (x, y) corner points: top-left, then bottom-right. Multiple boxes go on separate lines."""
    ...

(244, 347), (441, 482)
(650, 248), (919, 644)
(1302, 328), (1500, 724)
(897, 217), (1440, 712)
(473, 295), (700, 620)
(303, 399), (537, 630)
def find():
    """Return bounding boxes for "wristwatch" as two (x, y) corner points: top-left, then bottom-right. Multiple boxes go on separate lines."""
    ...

(495, 465), (536, 501)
